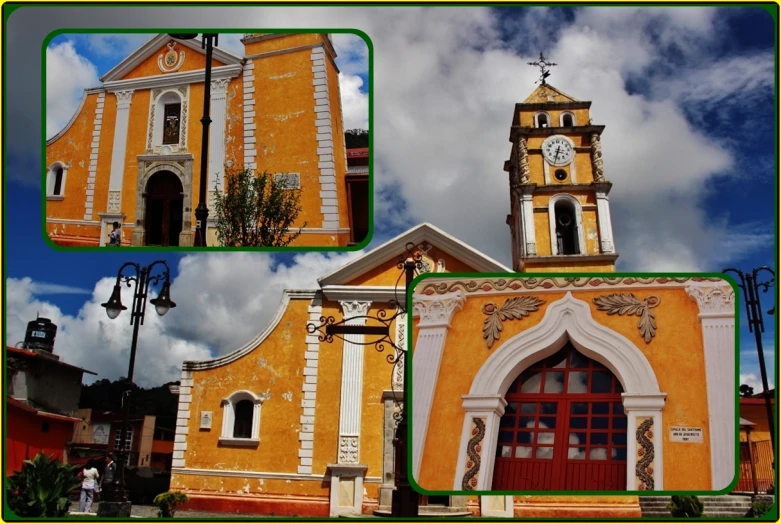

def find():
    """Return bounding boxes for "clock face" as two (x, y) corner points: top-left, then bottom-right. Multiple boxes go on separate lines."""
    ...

(542, 136), (575, 166)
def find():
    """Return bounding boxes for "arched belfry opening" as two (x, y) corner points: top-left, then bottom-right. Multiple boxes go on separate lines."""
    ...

(492, 341), (627, 491)
(554, 200), (580, 255)
(144, 170), (183, 246)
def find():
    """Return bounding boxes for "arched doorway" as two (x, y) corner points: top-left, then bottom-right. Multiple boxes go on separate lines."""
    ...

(492, 341), (627, 491)
(144, 171), (183, 246)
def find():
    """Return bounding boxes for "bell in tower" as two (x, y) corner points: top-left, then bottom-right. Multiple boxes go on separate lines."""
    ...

(505, 54), (618, 273)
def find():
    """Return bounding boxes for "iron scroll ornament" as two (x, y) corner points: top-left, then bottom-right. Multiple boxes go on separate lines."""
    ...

(306, 242), (428, 421)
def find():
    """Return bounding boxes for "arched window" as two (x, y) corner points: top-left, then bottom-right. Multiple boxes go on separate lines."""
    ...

(560, 112), (576, 127)
(492, 342), (627, 491)
(47, 163), (67, 198)
(548, 195), (585, 256)
(151, 90), (185, 153)
(220, 390), (263, 446)
(535, 112), (550, 128)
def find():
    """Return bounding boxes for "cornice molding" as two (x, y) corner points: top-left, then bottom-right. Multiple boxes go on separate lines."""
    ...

(103, 63), (242, 92)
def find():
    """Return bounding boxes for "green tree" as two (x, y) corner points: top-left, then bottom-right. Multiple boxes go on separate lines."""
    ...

(6, 453), (81, 517)
(740, 384), (755, 398)
(213, 166), (305, 247)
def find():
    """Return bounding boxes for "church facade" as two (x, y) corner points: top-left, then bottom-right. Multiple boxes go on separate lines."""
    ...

(46, 33), (362, 247)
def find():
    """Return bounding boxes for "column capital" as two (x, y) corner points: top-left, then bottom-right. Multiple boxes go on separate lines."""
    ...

(211, 78), (230, 94)
(114, 90), (134, 105)
(339, 300), (372, 320)
(413, 291), (466, 328)
(685, 282), (736, 319)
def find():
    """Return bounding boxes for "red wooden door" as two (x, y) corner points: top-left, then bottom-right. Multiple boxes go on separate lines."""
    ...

(492, 343), (627, 491)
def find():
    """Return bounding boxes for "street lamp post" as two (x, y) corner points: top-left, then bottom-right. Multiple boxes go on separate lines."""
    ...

(309, 246), (421, 517)
(168, 33), (218, 247)
(98, 260), (176, 517)
(723, 267), (776, 459)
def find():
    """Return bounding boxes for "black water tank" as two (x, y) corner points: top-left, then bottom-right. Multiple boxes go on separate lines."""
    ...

(23, 317), (57, 353)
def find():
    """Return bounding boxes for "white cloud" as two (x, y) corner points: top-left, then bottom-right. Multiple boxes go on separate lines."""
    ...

(740, 373), (774, 394)
(46, 40), (99, 140)
(339, 73), (369, 130)
(28, 282), (92, 295)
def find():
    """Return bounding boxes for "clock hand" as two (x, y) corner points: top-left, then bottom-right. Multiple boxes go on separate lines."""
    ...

(554, 146), (561, 163)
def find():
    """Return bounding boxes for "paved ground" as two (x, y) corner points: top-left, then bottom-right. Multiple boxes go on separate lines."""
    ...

(71, 504), (276, 518)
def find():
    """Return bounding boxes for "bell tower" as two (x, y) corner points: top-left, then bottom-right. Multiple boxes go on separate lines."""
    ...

(506, 55), (618, 273)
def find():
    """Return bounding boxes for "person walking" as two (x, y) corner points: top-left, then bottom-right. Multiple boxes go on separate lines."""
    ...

(108, 222), (122, 246)
(100, 454), (117, 501)
(79, 462), (100, 513)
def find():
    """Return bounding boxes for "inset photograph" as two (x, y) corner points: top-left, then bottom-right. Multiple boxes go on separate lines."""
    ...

(44, 31), (371, 248)
(411, 274), (738, 496)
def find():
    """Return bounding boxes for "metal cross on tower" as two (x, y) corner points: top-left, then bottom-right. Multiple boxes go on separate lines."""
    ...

(528, 52), (557, 85)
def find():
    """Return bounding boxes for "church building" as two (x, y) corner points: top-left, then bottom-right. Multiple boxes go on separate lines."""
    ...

(46, 33), (364, 247)
(169, 76), (738, 517)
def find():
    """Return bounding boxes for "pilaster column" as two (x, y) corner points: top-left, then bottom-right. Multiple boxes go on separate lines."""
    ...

(590, 133), (605, 182)
(520, 186), (537, 256)
(623, 394), (666, 491)
(107, 90), (134, 214)
(686, 282), (736, 491)
(411, 290), (466, 479)
(337, 300), (372, 463)
(593, 181), (615, 253)
(453, 395), (507, 491)
(208, 78), (230, 211)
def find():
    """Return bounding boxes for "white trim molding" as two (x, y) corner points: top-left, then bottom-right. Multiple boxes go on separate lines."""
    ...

(107, 90), (134, 214)
(411, 291), (466, 479)
(559, 111), (577, 127)
(172, 368), (193, 468)
(311, 45), (340, 229)
(298, 293), (323, 474)
(46, 89), (102, 145)
(103, 64), (242, 92)
(220, 390), (265, 446)
(520, 186), (537, 256)
(594, 182), (616, 253)
(243, 60), (256, 170)
(685, 281), (736, 491)
(548, 193), (587, 256)
(84, 91), (105, 220)
(453, 292), (666, 491)
(209, 78), (230, 201)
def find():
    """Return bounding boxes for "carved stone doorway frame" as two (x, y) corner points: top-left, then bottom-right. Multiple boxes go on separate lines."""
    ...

(132, 154), (194, 247)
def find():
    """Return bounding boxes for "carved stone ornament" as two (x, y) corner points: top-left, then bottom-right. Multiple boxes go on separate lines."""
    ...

(635, 418), (655, 490)
(158, 41), (186, 74)
(593, 293), (661, 344)
(115, 90), (134, 105)
(339, 436), (359, 464)
(461, 418), (486, 491)
(517, 136), (531, 184)
(482, 296), (545, 349)
(107, 191), (121, 213)
(590, 133), (605, 182)
(685, 284), (735, 316)
(340, 301), (372, 319)
(413, 291), (466, 328)
(211, 78), (231, 94)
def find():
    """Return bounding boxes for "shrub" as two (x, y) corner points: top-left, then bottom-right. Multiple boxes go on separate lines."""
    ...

(750, 500), (774, 518)
(153, 491), (189, 518)
(668, 495), (705, 517)
(6, 453), (82, 517)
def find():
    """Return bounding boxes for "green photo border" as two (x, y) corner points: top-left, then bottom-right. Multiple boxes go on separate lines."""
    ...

(406, 272), (745, 501)
(39, 27), (374, 252)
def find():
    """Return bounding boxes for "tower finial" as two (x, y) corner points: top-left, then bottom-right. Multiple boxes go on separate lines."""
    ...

(527, 52), (557, 85)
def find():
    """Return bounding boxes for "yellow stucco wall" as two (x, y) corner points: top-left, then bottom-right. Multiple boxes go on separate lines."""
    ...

(416, 287), (712, 491)
(243, 33), (324, 57)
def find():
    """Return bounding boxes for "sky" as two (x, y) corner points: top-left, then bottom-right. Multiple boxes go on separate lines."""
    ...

(3, 6), (777, 392)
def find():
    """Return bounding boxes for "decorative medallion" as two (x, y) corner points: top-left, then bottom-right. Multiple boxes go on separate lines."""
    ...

(593, 293), (661, 344)
(461, 418), (486, 491)
(158, 41), (186, 74)
(339, 435), (359, 464)
(635, 418), (654, 490)
(419, 277), (722, 296)
(482, 296), (545, 349)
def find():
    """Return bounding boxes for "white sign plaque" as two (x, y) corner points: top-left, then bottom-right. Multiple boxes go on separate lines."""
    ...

(200, 411), (213, 429)
(669, 426), (703, 443)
